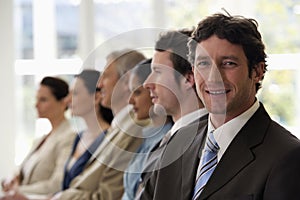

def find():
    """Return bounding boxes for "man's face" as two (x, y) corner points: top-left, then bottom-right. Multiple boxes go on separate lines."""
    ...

(98, 63), (119, 109)
(144, 51), (181, 117)
(193, 35), (262, 121)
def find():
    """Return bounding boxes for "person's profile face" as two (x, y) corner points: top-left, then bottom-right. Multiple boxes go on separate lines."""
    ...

(69, 77), (94, 117)
(98, 63), (119, 109)
(35, 85), (64, 120)
(129, 74), (153, 120)
(144, 51), (181, 116)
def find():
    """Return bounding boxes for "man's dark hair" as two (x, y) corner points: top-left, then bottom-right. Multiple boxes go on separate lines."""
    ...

(155, 28), (194, 83)
(188, 13), (267, 91)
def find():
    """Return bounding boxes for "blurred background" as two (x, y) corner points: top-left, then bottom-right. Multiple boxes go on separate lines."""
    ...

(1, 0), (300, 179)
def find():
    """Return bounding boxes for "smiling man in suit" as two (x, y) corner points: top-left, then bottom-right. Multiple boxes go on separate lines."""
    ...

(188, 13), (300, 200)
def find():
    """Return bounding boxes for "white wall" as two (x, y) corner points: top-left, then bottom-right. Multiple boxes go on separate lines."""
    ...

(0, 0), (16, 179)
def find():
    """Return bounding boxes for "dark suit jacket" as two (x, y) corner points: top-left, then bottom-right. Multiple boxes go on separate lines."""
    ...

(139, 118), (208, 200)
(139, 114), (208, 192)
(197, 104), (300, 200)
(141, 104), (300, 200)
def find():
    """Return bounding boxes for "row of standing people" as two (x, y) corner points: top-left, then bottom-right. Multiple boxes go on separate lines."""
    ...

(2, 12), (300, 200)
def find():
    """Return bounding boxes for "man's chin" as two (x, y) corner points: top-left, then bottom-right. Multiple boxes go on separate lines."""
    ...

(153, 104), (167, 116)
(208, 107), (227, 115)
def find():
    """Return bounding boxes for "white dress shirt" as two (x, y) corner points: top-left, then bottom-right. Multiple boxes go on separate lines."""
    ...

(196, 100), (260, 178)
(170, 108), (208, 137)
(208, 100), (260, 162)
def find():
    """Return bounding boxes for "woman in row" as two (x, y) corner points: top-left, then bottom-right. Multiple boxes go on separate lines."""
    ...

(1, 70), (114, 200)
(1, 76), (76, 196)
(122, 58), (173, 200)
(61, 69), (113, 191)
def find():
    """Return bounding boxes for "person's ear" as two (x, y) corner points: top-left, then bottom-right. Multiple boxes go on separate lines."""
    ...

(183, 71), (195, 89)
(252, 62), (265, 83)
(62, 94), (71, 110)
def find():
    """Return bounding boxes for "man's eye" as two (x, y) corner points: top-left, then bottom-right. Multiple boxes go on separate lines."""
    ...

(134, 90), (141, 95)
(222, 61), (237, 68)
(153, 69), (161, 74)
(196, 60), (211, 68)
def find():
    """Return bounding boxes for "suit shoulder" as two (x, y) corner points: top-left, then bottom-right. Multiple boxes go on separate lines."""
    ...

(267, 120), (300, 148)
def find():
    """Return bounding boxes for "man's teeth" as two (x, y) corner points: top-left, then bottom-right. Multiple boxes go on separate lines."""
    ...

(209, 90), (227, 95)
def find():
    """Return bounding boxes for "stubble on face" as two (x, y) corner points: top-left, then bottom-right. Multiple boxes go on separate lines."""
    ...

(151, 51), (181, 118)
(193, 35), (258, 124)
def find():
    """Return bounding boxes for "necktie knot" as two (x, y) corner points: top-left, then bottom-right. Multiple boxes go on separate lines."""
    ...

(205, 131), (219, 153)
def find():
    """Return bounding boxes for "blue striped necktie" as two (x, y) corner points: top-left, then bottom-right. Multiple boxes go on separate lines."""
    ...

(192, 131), (219, 200)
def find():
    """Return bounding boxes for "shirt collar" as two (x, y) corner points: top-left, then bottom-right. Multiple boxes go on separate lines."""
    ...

(170, 108), (208, 137)
(208, 100), (260, 161)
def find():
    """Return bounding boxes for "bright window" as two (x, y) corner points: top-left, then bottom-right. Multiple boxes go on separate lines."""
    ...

(14, 0), (300, 165)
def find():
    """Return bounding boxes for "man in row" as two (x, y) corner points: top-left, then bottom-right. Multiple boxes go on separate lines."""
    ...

(138, 29), (208, 199)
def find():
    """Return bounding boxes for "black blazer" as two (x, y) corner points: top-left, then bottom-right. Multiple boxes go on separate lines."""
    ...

(140, 114), (207, 187)
(140, 104), (300, 200)
(139, 118), (208, 200)
(197, 104), (300, 200)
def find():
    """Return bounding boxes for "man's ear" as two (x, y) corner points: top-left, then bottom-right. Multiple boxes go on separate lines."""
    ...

(183, 71), (195, 89)
(252, 62), (265, 83)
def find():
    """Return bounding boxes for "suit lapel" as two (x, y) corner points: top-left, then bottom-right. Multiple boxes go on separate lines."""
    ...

(199, 135), (254, 199)
(72, 127), (121, 187)
(199, 105), (271, 199)
(141, 140), (166, 184)
(21, 131), (55, 184)
(85, 126), (119, 167)
(181, 121), (207, 200)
